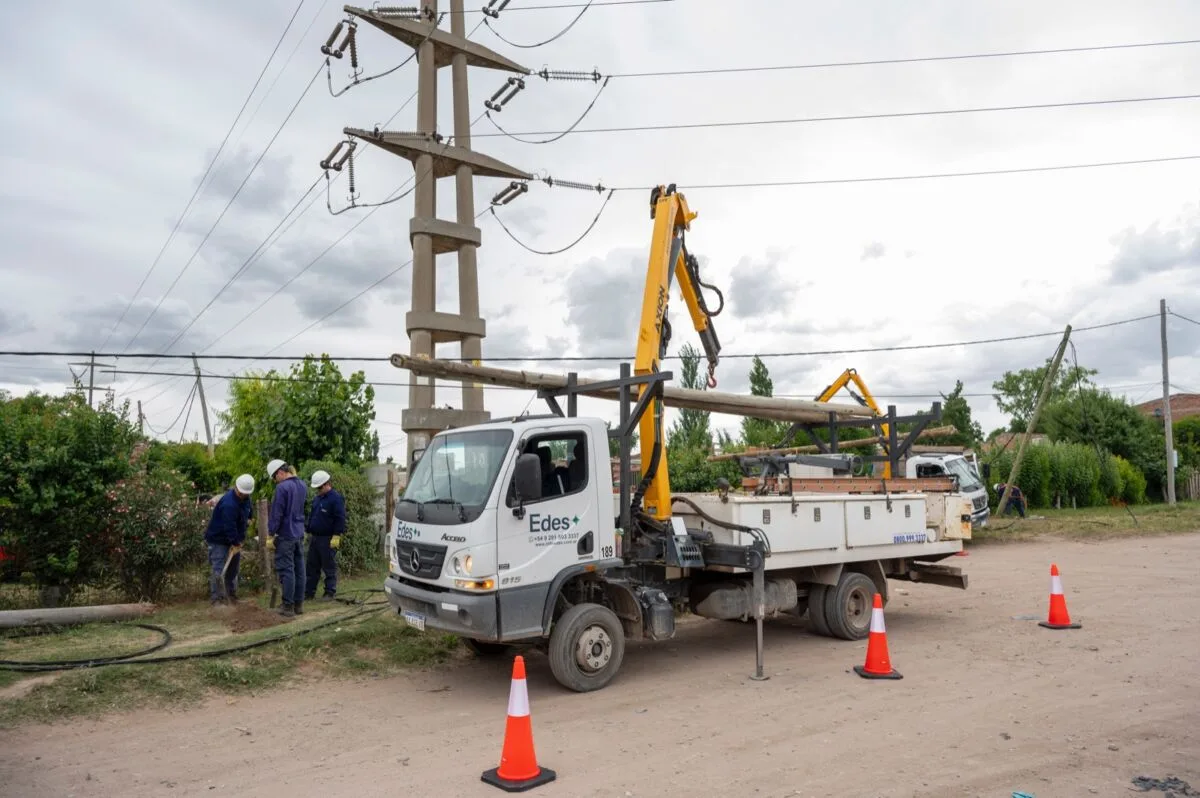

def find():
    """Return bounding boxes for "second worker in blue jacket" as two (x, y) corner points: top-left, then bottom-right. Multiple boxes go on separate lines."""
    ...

(305, 469), (346, 601)
(267, 458), (309, 617)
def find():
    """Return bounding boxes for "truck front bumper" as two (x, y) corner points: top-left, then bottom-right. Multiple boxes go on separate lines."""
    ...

(384, 573), (499, 640)
(971, 506), (990, 528)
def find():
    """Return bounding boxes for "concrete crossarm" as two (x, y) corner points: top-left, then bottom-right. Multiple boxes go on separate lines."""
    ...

(390, 355), (877, 424)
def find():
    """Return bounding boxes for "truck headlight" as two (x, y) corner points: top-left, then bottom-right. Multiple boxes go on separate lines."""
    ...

(452, 553), (473, 575)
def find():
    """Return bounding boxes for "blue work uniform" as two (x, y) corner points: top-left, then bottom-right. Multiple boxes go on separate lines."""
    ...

(269, 475), (309, 608)
(204, 489), (252, 602)
(305, 488), (346, 599)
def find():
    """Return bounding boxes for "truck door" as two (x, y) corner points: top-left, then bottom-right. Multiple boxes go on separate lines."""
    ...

(494, 425), (600, 640)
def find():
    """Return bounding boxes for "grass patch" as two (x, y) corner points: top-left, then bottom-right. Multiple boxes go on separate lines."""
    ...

(970, 500), (1200, 544)
(0, 571), (463, 729)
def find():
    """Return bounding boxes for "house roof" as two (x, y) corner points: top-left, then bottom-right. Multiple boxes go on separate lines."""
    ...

(1134, 393), (1200, 420)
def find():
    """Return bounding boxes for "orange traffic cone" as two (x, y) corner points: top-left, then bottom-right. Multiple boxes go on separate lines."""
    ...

(481, 655), (557, 792)
(853, 593), (902, 680)
(1038, 563), (1081, 630)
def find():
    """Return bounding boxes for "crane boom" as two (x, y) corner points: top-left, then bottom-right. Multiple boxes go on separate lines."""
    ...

(814, 367), (892, 478)
(632, 184), (724, 520)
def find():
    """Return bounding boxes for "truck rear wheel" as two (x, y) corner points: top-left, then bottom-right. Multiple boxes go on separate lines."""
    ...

(806, 584), (832, 637)
(823, 572), (877, 641)
(548, 602), (625, 693)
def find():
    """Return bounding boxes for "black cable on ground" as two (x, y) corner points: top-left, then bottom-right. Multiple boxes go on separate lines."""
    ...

(0, 623), (173, 670)
(0, 602), (390, 673)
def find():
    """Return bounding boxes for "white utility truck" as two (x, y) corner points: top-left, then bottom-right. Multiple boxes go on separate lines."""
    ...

(383, 184), (972, 692)
(903, 452), (990, 527)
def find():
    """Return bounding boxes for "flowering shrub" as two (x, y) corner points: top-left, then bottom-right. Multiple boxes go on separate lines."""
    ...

(103, 463), (210, 601)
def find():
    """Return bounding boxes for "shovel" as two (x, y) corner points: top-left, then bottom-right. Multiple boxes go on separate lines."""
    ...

(219, 545), (242, 602)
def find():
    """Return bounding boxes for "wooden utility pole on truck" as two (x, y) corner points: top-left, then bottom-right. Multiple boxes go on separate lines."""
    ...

(998, 325), (1071, 516)
(191, 354), (214, 458)
(1160, 299), (1176, 505)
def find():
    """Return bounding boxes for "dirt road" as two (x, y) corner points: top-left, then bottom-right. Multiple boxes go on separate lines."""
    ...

(3, 533), (1198, 798)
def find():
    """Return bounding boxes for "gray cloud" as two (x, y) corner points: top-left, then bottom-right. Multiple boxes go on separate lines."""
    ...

(57, 296), (203, 354)
(564, 246), (643, 355)
(728, 250), (798, 317)
(196, 145), (296, 217)
(1106, 211), (1200, 285)
(861, 241), (887, 261)
(0, 308), (31, 337)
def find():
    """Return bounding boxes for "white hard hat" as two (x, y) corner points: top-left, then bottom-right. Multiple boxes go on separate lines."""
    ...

(267, 459), (286, 479)
(310, 469), (331, 489)
(235, 474), (255, 495)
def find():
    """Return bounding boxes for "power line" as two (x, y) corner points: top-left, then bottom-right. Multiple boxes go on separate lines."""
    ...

(1169, 309), (1200, 327)
(610, 154), (1200, 191)
(119, 62), (325, 355)
(474, 91), (1200, 139)
(2, 311), (1159, 364)
(607, 37), (1200, 79)
(99, 0), (309, 352)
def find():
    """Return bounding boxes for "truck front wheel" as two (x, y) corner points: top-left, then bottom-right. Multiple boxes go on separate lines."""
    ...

(547, 602), (625, 693)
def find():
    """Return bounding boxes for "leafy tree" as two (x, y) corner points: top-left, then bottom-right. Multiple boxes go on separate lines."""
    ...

(667, 343), (713, 452)
(921, 380), (984, 447)
(219, 355), (378, 475)
(1173, 416), (1200, 470)
(992, 361), (1097, 432)
(0, 388), (141, 603)
(740, 356), (789, 447)
(1040, 388), (1165, 494)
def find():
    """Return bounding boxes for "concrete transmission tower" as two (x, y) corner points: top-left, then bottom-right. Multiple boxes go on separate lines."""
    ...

(329, 3), (531, 468)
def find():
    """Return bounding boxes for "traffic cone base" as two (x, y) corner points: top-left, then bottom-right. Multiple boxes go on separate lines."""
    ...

(481, 764), (557, 793)
(482, 655), (557, 793)
(1039, 563), (1082, 631)
(854, 593), (903, 680)
(854, 663), (903, 680)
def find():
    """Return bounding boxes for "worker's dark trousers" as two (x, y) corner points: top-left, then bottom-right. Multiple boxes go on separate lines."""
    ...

(274, 538), (305, 607)
(305, 535), (337, 599)
(207, 543), (240, 601)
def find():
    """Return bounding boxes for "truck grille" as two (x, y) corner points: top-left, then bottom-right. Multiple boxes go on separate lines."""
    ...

(395, 541), (447, 580)
(972, 495), (988, 511)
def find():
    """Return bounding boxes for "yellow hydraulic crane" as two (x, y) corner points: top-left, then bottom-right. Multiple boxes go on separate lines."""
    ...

(632, 184), (724, 520)
(814, 368), (893, 478)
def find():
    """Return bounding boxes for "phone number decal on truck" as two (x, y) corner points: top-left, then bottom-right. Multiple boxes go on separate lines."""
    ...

(893, 533), (928, 544)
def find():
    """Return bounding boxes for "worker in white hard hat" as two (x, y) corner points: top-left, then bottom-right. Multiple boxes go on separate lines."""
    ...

(266, 459), (309, 617)
(304, 469), (346, 601)
(203, 473), (256, 606)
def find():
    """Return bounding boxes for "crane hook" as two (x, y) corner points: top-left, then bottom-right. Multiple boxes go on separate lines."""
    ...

(707, 363), (718, 389)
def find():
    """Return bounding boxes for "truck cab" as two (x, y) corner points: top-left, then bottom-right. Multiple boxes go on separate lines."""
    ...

(384, 415), (620, 649)
(903, 453), (990, 527)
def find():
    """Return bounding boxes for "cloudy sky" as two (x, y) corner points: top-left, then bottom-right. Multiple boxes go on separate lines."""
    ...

(2, 0), (1200, 464)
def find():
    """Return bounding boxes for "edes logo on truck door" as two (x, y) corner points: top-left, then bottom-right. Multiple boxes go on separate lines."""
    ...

(527, 512), (582, 548)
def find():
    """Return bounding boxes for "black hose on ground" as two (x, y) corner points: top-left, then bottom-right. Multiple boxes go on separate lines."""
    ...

(0, 598), (393, 673)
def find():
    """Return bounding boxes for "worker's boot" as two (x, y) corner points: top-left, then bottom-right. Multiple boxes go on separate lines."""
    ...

(276, 602), (295, 618)
(294, 600), (304, 616)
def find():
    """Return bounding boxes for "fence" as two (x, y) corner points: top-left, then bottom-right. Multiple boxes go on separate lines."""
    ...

(1185, 470), (1200, 501)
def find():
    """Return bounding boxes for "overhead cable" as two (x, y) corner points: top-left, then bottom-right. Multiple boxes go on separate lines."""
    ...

(99, 0), (309, 352)
(471, 91), (1200, 139)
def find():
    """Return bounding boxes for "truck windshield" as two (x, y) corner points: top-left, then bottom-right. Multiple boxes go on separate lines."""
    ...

(944, 457), (983, 492)
(403, 429), (514, 509)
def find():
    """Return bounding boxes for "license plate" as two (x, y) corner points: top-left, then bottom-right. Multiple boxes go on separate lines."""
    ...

(402, 610), (426, 632)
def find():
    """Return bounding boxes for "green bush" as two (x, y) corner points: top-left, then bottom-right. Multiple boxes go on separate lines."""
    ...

(0, 389), (141, 604)
(985, 441), (1143, 509)
(1114, 456), (1147, 504)
(296, 460), (382, 574)
(102, 458), (210, 602)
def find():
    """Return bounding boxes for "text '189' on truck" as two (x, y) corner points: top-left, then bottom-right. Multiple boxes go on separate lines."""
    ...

(382, 183), (971, 693)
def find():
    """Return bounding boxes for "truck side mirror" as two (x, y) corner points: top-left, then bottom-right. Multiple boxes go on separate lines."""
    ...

(981, 463), (992, 480)
(512, 453), (542, 518)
